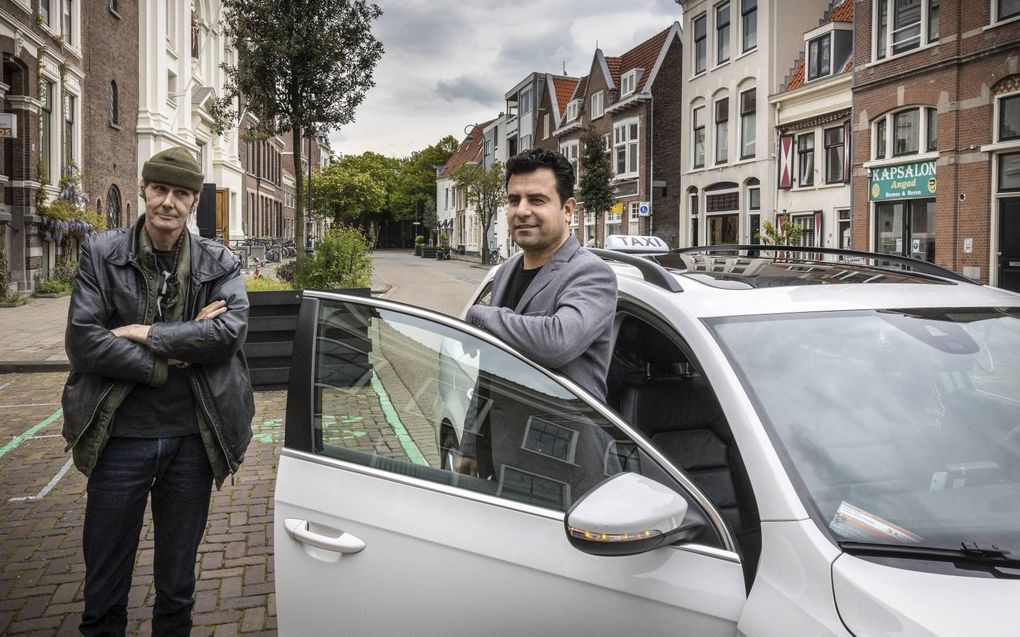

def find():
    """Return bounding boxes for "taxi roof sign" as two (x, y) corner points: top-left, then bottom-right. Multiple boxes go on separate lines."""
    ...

(605, 235), (670, 253)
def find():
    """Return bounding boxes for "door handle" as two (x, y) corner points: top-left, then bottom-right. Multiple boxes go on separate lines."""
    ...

(285, 518), (366, 554)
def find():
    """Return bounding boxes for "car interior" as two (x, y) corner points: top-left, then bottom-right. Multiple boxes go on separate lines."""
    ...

(606, 312), (763, 587)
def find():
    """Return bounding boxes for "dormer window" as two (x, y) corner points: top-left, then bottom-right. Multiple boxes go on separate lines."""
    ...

(565, 99), (581, 122)
(807, 35), (831, 81)
(621, 69), (643, 97)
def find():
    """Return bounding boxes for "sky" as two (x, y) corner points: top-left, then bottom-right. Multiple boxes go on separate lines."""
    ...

(329, 0), (683, 159)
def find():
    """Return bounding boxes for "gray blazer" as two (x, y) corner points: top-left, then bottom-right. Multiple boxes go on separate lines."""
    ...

(465, 235), (617, 400)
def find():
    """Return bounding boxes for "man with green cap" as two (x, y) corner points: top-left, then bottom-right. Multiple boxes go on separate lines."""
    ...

(62, 147), (254, 636)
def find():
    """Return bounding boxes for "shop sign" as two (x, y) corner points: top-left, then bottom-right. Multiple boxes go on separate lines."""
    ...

(869, 159), (936, 201)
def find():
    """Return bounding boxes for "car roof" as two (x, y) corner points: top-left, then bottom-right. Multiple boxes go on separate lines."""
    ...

(602, 251), (1020, 319)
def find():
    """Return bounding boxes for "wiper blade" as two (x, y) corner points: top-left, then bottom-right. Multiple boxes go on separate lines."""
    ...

(840, 541), (1020, 578)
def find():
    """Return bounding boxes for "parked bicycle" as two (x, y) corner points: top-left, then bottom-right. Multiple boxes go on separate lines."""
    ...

(489, 247), (505, 265)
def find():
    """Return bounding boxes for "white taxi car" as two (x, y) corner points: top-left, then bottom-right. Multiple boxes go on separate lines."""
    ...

(274, 241), (1020, 636)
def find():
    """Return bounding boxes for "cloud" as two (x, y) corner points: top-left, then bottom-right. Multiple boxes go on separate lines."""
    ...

(435, 75), (502, 106)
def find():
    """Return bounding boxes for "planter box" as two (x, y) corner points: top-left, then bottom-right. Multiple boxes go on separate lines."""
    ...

(244, 288), (370, 390)
(421, 247), (438, 258)
(414, 246), (422, 256)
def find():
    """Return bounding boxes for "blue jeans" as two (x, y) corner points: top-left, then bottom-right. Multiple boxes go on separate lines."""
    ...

(80, 435), (213, 637)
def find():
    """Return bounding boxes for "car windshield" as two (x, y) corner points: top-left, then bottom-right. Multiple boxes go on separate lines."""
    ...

(708, 308), (1020, 556)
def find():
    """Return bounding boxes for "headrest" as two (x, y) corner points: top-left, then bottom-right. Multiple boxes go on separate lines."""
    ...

(616, 318), (686, 366)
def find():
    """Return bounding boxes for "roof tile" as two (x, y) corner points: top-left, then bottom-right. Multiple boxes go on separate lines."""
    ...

(439, 120), (493, 178)
(618, 26), (672, 93)
(551, 76), (581, 118)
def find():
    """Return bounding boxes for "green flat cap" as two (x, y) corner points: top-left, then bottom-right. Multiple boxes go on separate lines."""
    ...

(142, 147), (204, 193)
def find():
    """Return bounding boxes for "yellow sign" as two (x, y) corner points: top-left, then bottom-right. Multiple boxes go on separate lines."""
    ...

(610, 201), (624, 214)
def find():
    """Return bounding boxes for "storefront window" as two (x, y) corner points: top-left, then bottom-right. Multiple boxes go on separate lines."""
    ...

(1000, 94), (1020, 142)
(708, 214), (739, 245)
(875, 199), (935, 262)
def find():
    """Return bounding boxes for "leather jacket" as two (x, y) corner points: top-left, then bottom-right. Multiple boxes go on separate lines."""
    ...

(61, 220), (254, 481)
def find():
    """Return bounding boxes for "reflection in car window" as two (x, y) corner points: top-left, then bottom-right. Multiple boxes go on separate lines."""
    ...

(708, 308), (1020, 558)
(311, 299), (629, 512)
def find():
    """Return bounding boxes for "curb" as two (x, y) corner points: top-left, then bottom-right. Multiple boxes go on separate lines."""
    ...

(0, 361), (71, 374)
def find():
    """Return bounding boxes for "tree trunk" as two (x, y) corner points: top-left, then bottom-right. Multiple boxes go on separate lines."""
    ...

(292, 127), (305, 250)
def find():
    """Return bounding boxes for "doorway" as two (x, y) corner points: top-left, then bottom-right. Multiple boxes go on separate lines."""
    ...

(874, 199), (935, 262)
(998, 198), (1020, 293)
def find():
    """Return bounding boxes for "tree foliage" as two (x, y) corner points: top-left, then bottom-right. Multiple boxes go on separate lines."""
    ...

(577, 128), (613, 247)
(217, 0), (384, 248)
(391, 135), (459, 223)
(452, 160), (507, 264)
(312, 152), (398, 226)
(293, 225), (374, 290)
(756, 219), (805, 246)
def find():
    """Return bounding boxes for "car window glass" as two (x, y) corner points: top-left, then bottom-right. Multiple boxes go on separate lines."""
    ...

(312, 298), (646, 513)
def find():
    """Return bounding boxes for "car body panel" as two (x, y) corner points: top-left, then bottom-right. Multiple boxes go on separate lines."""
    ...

(275, 450), (746, 636)
(832, 552), (1020, 636)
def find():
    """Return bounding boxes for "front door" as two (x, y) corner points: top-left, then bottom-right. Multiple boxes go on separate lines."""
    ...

(215, 188), (229, 245)
(998, 198), (1020, 293)
(274, 293), (746, 635)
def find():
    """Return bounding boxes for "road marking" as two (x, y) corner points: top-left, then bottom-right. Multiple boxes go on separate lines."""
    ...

(0, 403), (62, 409)
(370, 371), (426, 465)
(9, 458), (74, 502)
(0, 408), (63, 460)
(0, 382), (11, 391)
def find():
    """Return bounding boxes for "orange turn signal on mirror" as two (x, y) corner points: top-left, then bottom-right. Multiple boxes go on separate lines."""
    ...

(567, 527), (662, 543)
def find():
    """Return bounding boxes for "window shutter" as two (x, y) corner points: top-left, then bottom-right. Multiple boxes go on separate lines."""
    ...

(843, 121), (852, 183)
(778, 134), (795, 189)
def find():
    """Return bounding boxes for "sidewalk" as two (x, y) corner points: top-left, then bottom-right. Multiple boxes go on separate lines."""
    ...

(0, 296), (71, 372)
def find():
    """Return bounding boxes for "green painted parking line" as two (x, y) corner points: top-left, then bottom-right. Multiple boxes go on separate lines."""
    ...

(369, 372), (427, 465)
(0, 408), (63, 460)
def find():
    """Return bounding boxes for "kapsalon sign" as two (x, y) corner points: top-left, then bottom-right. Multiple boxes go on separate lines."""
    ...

(869, 159), (937, 201)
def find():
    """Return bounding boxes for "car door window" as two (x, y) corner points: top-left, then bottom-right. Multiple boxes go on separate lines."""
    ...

(309, 296), (721, 530)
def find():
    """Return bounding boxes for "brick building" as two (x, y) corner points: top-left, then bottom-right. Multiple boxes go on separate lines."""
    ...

(240, 112), (286, 240)
(281, 130), (328, 247)
(83, 0), (138, 232)
(852, 0), (1020, 291)
(2, 0), (86, 291)
(553, 23), (684, 247)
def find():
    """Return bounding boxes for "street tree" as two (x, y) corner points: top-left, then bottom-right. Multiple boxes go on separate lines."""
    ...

(577, 128), (613, 248)
(451, 160), (507, 264)
(313, 152), (399, 240)
(756, 218), (805, 245)
(217, 0), (384, 249)
(392, 136), (460, 241)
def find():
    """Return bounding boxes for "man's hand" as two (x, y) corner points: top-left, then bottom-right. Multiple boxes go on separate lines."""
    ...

(111, 324), (151, 344)
(196, 299), (227, 321)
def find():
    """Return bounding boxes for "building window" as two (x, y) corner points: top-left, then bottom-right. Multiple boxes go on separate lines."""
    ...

(893, 109), (920, 156)
(715, 97), (729, 164)
(1000, 153), (1020, 191)
(62, 0), (73, 46)
(166, 0), (176, 45)
(565, 99), (580, 122)
(614, 119), (639, 178)
(591, 91), (604, 119)
(64, 94), (76, 169)
(875, 118), (887, 159)
(798, 132), (815, 186)
(838, 208), (852, 249)
(999, 94), (1020, 142)
(621, 71), (639, 97)
(739, 89), (755, 159)
(716, 2), (731, 64)
(875, 199), (936, 262)
(689, 188), (700, 247)
(520, 88), (532, 115)
(628, 201), (640, 225)
(40, 0), (51, 25)
(792, 213), (817, 247)
(543, 114), (550, 139)
(168, 71), (178, 106)
(875, 0), (940, 60)
(693, 14), (707, 74)
(926, 107), (938, 151)
(108, 81), (119, 126)
(741, 0), (757, 52)
(807, 34), (831, 81)
(520, 134), (532, 152)
(41, 80), (53, 177)
(824, 126), (844, 183)
(106, 185), (121, 229)
(693, 106), (706, 169)
(560, 141), (579, 178)
(998, 0), (1020, 21)
(191, 10), (201, 59)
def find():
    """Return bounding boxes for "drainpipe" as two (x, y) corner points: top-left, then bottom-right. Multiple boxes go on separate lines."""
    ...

(649, 94), (655, 236)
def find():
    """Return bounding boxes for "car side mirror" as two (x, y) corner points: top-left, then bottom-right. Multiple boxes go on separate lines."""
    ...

(564, 472), (699, 557)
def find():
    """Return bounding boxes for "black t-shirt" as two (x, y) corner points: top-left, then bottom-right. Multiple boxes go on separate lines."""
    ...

(113, 250), (198, 438)
(502, 259), (542, 310)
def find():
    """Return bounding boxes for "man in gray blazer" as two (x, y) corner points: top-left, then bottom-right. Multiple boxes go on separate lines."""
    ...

(465, 148), (617, 400)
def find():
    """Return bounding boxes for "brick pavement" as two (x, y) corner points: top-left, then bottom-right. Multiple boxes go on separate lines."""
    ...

(0, 296), (72, 370)
(0, 372), (286, 636)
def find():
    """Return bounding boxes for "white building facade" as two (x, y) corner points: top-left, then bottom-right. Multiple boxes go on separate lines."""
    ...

(678, 0), (826, 247)
(137, 0), (243, 240)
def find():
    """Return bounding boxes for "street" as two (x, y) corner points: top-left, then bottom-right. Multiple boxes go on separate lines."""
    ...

(0, 250), (487, 636)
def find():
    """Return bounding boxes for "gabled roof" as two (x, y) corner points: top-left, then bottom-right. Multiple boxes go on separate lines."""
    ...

(569, 75), (590, 103)
(616, 26), (672, 93)
(438, 119), (494, 179)
(780, 0), (853, 93)
(548, 74), (582, 121)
